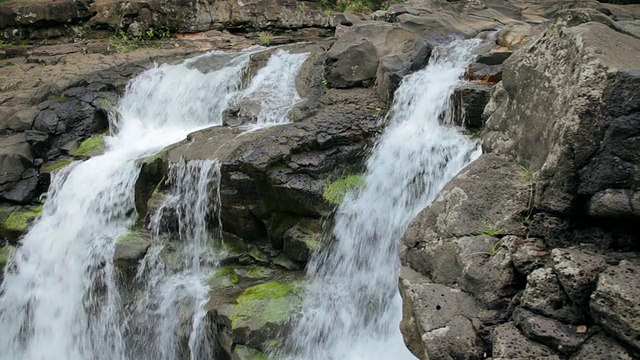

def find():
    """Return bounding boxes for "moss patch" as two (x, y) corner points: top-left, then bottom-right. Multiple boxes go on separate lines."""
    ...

(209, 266), (241, 288)
(72, 134), (105, 157)
(323, 175), (364, 205)
(41, 158), (75, 173)
(231, 281), (303, 329)
(2, 205), (43, 232)
(233, 344), (269, 360)
(0, 245), (16, 268)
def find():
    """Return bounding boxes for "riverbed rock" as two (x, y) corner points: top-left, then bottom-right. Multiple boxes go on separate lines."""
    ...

(550, 247), (608, 308)
(514, 308), (587, 354)
(521, 267), (584, 324)
(569, 332), (634, 360)
(590, 260), (640, 353)
(452, 82), (492, 128)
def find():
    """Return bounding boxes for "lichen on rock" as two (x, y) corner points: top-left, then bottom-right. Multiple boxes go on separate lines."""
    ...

(322, 174), (364, 205)
(72, 134), (105, 157)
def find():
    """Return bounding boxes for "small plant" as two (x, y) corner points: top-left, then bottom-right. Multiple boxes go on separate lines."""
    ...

(477, 225), (505, 237)
(299, 4), (307, 13)
(146, 27), (155, 39)
(518, 165), (534, 180)
(258, 32), (273, 46)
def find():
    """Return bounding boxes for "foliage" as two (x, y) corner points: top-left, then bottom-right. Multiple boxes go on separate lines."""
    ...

(258, 32), (273, 46)
(109, 27), (170, 53)
(231, 281), (303, 328)
(477, 225), (504, 237)
(323, 174), (364, 205)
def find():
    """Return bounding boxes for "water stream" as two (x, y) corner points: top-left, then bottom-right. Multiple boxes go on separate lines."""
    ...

(0, 48), (308, 360)
(279, 39), (482, 360)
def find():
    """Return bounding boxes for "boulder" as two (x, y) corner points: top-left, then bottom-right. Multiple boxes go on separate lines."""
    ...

(569, 332), (634, 360)
(590, 260), (640, 353)
(452, 82), (493, 128)
(550, 247), (608, 307)
(521, 267), (585, 324)
(399, 267), (490, 360)
(492, 322), (559, 360)
(505, 236), (549, 276)
(514, 308), (587, 354)
(481, 9), (640, 215)
(496, 24), (542, 50)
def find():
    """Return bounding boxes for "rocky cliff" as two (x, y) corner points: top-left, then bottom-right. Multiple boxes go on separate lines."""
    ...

(0, 0), (639, 359)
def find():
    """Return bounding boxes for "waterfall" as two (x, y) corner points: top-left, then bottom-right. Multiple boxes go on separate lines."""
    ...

(0, 47), (307, 360)
(127, 159), (221, 360)
(279, 39), (482, 360)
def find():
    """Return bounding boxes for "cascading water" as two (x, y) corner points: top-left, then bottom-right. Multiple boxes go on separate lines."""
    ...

(239, 49), (309, 126)
(279, 39), (482, 360)
(0, 47), (308, 360)
(127, 159), (221, 360)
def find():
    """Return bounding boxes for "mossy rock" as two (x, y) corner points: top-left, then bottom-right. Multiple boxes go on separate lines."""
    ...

(322, 174), (364, 205)
(0, 205), (43, 241)
(41, 157), (75, 173)
(210, 266), (241, 288)
(0, 245), (16, 268)
(232, 344), (269, 360)
(113, 231), (151, 263)
(72, 134), (105, 157)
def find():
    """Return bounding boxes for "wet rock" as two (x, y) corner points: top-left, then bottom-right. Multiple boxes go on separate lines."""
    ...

(514, 308), (587, 354)
(0, 204), (42, 243)
(452, 82), (492, 129)
(231, 344), (269, 360)
(590, 260), (640, 353)
(492, 322), (559, 360)
(569, 332), (634, 360)
(282, 218), (321, 263)
(466, 62), (503, 84)
(521, 267), (584, 324)
(550, 247), (608, 307)
(113, 232), (151, 264)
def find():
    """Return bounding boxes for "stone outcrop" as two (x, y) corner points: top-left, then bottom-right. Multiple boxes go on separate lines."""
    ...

(401, 6), (640, 360)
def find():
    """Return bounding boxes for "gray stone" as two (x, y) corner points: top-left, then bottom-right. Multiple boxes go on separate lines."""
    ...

(521, 267), (584, 324)
(514, 308), (587, 354)
(482, 10), (640, 215)
(551, 248), (608, 307)
(282, 218), (321, 263)
(590, 260), (640, 353)
(325, 35), (379, 88)
(587, 189), (635, 217)
(452, 82), (492, 129)
(113, 232), (151, 264)
(399, 267), (493, 360)
(455, 236), (518, 310)
(569, 332), (634, 360)
(504, 236), (548, 276)
(496, 24), (542, 50)
(492, 322), (559, 360)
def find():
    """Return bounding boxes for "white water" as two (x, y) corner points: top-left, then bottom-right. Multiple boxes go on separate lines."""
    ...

(0, 47), (307, 360)
(279, 39), (482, 360)
(239, 49), (309, 126)
(127, 159), (221, 360)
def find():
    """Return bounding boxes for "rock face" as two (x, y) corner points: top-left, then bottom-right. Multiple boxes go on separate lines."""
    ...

(401, 7), (640, 360)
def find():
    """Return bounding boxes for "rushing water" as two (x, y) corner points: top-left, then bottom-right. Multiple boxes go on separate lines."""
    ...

(0, 48), (307, 360)
(279, 39), (482, 360)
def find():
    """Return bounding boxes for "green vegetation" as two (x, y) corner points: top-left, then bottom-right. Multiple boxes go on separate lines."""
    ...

(109, 27), (171, 53)
(0, 245), (16, 268)
(2, 205), (43, 232)
(233, 345), (269, 360)
(72, 134), (105, 157)
(258, 32), (273, 46)
(518, 164), (534, 180)
(323, 174), (364, 205)
(41, 158), (75, 173)
(209, 266), (241, 287)
(231, 281), (303, 329)
(477, 225), (505, 237)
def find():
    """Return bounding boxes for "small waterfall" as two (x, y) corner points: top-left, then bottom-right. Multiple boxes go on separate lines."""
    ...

(0, 47), (307, 360)
(280, 39), (482, 360)
(239, 49), (309, 126)
(128, 159), (221, 360)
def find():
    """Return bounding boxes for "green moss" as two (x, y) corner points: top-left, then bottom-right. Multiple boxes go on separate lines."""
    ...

(231, 281), (303, 329)
(302, 236), (320, 252)
(246, 265), (268, 279)
(72, 134), (105, 157)
(0, 245), (16, 268)
(209, 266), (240, 288)
(323, 175), (364, 205)
(41, 158), (75, 173)
(2, 205), (43, 232)
(233, 344), (269, 360)
(116, 232), (137, 244)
